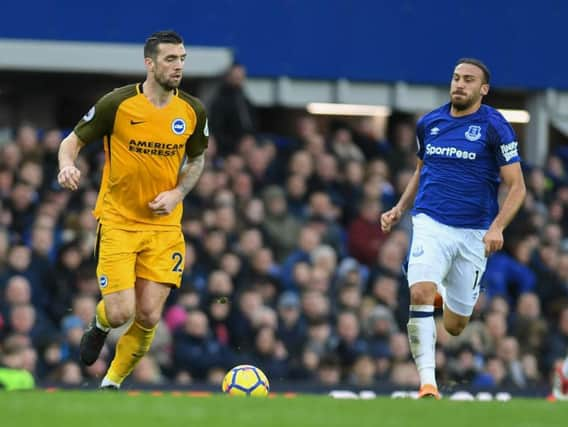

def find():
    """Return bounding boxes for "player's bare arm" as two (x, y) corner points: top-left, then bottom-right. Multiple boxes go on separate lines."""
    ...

(483, 162), (526, 256)
(57, 131), (86, 191)
(148, 152), (206, 216)
(176, 152), (206, 196)
(381, 159), (423, 232)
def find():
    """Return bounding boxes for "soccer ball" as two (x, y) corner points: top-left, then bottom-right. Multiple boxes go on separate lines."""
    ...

(222, 365), (270, 397)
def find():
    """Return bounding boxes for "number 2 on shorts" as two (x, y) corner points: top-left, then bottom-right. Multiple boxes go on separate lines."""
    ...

(171, 252), (183, 273)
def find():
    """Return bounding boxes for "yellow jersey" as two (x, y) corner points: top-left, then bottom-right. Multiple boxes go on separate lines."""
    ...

(74, 83), (208, 230)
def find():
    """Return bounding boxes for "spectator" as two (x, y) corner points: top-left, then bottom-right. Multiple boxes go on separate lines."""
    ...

(330, 126), (365, 165)
(511, 293), (547, 354)
(0, 334), (38, 377)
(288, 345), (320, 380)
(228, 288), (263, 352)
(349, 354), (376, 386)
(483, 235), (537, 303)
(496, 337), (526, 388)
(389, 332), (411, 364)
(0, 143), (22, 172)
(347, 198), (387, 266)
(2, 276), (32, 313)
(447, 343), (481, 385)
(251, 326), (289, 380)
(164, 287), (201, 333)
(301, 291), (331, 324)
(310, 153), (344, 208)
(285, 174), (309, 219)
(307, 192), (344, 253)
(8, 181), (37, 238)
(476, 356), (513, 388)
(336, 284), (363, 313)
(8, 304), (53, 349)
(390, 361), (419, 388)
(335, 257), (367, 291)
(316, 354), (342, 386)
(0, 227), (9, 274)
(311, 245), (337, 280)
(276, 291), (306, 360)
(339, 160), (365, 224)
(366, 275), (407, 330)
(385, 121), (417, 174)
(57, 361), (83, 385)
(366, 305), (397, 360)
(173, 310), (234, 380)
(369, 237), (406, 282)
(280, 225), (321, 290)
(132, 355), (165, 385)
(261, 185), (302, 262)
(206, 293), (232, 347)
(335, 311), (368, 371)
(520, 353), (541, 387)
(209, 63), (257, 156)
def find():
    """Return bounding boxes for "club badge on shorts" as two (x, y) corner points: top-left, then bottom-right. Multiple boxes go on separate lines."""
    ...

(99, 275), (108, 289)
(412, 244), (424, 257)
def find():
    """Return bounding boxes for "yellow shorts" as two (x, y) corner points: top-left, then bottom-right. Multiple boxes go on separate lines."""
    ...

(95, 225), (185, 295)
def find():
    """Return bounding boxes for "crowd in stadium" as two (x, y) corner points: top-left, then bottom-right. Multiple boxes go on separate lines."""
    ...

(0, 66), (567, 391)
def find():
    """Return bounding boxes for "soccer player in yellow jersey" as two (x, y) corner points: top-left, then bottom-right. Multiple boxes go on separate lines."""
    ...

(57, 31), (208, 389)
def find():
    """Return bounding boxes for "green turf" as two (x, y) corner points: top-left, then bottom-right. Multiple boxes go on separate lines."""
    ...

(0, 391), (565, 427)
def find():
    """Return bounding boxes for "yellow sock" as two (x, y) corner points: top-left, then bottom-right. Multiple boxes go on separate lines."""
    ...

(96, 300), (111, 330)
(106, 321), (156, 384)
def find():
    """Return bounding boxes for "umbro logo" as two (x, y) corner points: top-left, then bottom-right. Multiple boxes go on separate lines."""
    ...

(130, 120), (145, 125)
(430, 127), (440, 136)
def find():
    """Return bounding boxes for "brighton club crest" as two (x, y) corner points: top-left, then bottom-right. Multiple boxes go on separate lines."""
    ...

(464, 125), (482, 142)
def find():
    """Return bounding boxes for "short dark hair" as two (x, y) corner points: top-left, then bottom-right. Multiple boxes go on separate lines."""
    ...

(456, 57), (491, 84)
(144, 30), (184, 58)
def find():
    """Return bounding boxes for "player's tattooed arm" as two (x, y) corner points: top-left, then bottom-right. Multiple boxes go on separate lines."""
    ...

(176, 152), (206, 197)
(148, 153), (206, 216)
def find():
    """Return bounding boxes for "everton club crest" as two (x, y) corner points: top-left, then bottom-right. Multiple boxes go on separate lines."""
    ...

(465, 125), (482, 142)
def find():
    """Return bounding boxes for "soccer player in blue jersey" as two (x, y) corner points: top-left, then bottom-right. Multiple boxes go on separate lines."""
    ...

(380, 58), (526, 399)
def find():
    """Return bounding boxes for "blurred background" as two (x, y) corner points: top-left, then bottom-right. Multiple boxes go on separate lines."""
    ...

(0, 0), (567, 394)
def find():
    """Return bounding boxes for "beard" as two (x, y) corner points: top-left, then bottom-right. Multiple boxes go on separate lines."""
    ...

(155, 72), (181, 91)
(451, 92), (480, 111)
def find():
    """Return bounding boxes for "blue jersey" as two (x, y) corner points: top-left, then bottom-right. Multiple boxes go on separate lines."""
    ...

(413, 103), (521, 229)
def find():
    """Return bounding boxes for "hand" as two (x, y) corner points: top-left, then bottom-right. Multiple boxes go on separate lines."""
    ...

(57, 165), (81, 191)
(148, 189), (183, 216)
(380, 206), (403, 232)
(482, 226), (504, 257)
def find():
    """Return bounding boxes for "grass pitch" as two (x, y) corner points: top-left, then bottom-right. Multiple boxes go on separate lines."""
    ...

(0, 391), (565, 427)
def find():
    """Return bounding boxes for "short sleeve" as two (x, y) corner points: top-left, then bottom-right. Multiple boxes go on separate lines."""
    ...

(416, 116), (426, 160)
(185, 98), (209, 158)
(74, 92), (117, 144)
(489, 115), (521, 166)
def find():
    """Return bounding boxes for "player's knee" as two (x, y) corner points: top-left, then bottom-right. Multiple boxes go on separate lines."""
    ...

(105, 305), (134, 328)
(410, 284), (436, 305)
(444, 321), (467, 336)
(136, 308), (161, 329)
